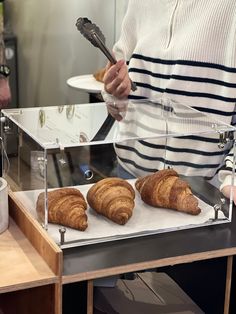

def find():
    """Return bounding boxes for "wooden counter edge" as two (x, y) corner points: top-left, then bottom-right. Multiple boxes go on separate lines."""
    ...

(62, 246), (236, 284)
(0, 277), (58, 294)
(8, 190), (63, 276)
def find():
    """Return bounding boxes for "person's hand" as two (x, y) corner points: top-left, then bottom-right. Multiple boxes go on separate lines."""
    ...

(0, 78), (11, 109)
(103, 59), (131, 99)
(221, 185), (236, 205)
(106, 99), (128, 121)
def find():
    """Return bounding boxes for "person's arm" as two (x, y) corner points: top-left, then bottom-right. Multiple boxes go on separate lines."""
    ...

(219, 153), (236, 204)
(102, 1), (137, 118)
(103, 1), (137, 98)
(219, 112), (236, 203)
(0, 29), (11, 109)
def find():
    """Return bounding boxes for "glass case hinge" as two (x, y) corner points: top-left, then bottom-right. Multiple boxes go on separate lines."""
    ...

(217, 131), (233, 149)
(56, 138), (67, 167)
(37, 156), (47, 164)
(37, 156), (47, 176)
(2, 117), (12, 134)
(213, 198), (226, 220)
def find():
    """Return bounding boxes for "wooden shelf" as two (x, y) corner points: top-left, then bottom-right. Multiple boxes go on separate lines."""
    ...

(3, 192), (236, 314)
(0, 218), (58, 294)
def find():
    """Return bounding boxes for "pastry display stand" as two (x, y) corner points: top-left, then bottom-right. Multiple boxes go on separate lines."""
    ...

(1, 187), (236, 314)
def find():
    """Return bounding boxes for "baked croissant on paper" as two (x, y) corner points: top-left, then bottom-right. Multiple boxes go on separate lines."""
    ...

(36, 187), (88, 231)
(93, 67), (106, 82)
(87, 177), (135, 225)
(135, 169), (201, 215)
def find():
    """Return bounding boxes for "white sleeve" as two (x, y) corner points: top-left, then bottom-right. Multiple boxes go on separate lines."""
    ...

(219, 138), (236, 191)
(101, 1), (138, 102)
(112, 1), (138, 61)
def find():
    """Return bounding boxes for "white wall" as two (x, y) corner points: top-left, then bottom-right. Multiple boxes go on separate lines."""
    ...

(5, 0), (121, 107)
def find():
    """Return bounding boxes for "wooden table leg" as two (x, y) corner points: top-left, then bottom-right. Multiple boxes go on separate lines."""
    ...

(224, 256), (233, 314)
(87, 280), (94, 314)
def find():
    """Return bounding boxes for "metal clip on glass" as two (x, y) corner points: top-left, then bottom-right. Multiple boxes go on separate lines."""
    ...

(218, 131), (232, 149)
(56, 138), (67, 167)
(76, 17), (137, 92)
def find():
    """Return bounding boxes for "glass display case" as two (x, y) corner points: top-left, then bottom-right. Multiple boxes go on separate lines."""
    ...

(1, 97), (236, 249)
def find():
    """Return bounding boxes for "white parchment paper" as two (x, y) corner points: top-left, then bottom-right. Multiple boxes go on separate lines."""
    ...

(14, 179), (227, 248)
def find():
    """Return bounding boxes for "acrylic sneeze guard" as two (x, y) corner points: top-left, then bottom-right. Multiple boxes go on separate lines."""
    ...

(1, 98), (236, 249)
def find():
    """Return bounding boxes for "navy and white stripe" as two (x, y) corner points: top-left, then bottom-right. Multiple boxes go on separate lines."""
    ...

(107, 0), (236, 187)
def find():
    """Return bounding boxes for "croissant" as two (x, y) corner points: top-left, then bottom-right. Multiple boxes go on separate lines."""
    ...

(87, 177), (135, 225)
(93, 67), (106, 82)
(36, 187), (88, 231)
(135, 169), (201, 215)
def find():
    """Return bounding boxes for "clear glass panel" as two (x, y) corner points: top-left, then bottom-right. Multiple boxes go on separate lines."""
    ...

(1, 98), (235, 248)
(2, 98), (235, 150)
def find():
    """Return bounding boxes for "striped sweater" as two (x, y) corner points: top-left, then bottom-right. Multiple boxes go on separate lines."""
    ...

(105, 0), (236, 189)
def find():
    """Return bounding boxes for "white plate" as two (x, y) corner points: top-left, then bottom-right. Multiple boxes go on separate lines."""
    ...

(67, 74), (104, 93)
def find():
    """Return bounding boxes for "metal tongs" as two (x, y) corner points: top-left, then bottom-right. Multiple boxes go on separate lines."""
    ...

(76, 17), (137, 91)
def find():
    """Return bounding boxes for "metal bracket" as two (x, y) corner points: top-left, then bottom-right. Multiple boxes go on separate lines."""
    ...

(59, 227), (66, 245)
(217, 131), (234, 149)
(56, 138), (67, 167)
(213, 198), (226, 220)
